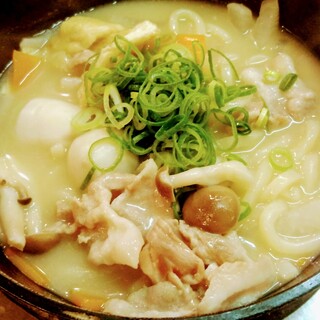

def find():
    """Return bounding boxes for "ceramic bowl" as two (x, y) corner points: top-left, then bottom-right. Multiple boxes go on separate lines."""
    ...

(0, 0), (319, 319)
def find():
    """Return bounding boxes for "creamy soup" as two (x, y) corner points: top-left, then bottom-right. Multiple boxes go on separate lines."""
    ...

(0, 0), (320, 317)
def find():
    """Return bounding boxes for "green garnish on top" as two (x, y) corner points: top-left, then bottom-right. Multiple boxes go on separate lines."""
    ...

(76, 34), (258, 177)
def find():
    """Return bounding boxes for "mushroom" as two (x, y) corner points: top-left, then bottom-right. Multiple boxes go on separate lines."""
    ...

(24, 232), (62, 254)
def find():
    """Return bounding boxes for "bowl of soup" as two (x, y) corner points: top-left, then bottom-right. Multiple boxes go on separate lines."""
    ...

(0, 0), (319, 319)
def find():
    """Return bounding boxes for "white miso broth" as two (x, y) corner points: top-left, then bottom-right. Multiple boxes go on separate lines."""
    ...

(0, 0), (320, 317)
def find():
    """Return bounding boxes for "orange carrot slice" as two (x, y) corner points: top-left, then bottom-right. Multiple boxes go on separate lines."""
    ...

(68, 288), (106, 311)
(4, 247), (49, 288)
(11, 50), (42, 89)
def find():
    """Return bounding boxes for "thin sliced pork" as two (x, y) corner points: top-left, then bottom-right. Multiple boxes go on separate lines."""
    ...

(139, 218), (205, 288)
(179, 221), (250, 265)
(198, 255), (277, 314)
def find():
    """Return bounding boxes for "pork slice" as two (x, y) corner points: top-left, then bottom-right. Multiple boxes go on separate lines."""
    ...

(240, 67), (290, 127)
(111, 159), (173, 233)
(139, 218), (205, 287)
(179, 221), (250, 265)
(269, 53), (316, 120)
(65, 172), (144, 269)
(103, 281), (198, 318)
(240, 52), (316, 128)
(198, 255), (277, 314)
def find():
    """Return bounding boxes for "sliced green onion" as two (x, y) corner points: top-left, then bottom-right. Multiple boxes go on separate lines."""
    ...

(263, 69), (281, 84)
(269, 147), (294, 172)
(238, 201), (251, 221)
(84, 66), (112, 108)
(237, 85), (257, 97)
(172, 200), (181, 220)
(279, 73), (298, 91)
(214, 83), (225, 108)
(225, 107), (251, 135)
(114, 35), (144, 78)
(212, 109), (239, 151)
(255, 106), (269, 129)
(179, 91), (211, 125)
(123, 126), (154, 155)
(173, 123), (215, 169)
(172, 186), (197, 219)
(191, 40), (205, 67)
(235, 120), (251, 135)
(208, 48), (239, 83)
(155, 115), (188, 141)
(88, 137), (124, 172)
(71, 107), (105, 132)
(81, 36), (260, 174)
(225, 153), (247, 165)
(103, 84), (134, 129)
(208, 80), (226, 108)
(80, 167), (96, 190)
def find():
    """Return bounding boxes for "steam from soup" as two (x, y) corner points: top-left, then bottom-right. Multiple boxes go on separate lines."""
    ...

(0, 0), (320, 317)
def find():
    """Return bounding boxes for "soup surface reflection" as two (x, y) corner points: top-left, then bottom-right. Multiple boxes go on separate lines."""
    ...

(0, 0), (320, 317)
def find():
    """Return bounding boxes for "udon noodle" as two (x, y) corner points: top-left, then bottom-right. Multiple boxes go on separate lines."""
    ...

(0, 0), (320, 317)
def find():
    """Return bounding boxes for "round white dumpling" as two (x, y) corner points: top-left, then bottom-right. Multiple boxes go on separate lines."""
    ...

(16, 98), (80, 145)
(67, 128), (139, 187)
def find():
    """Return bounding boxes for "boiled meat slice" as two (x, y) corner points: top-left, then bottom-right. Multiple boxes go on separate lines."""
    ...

(198, 255), (277, 314)
(104, 281), (198, 318)
(111, 159), (173, 233)
(139, 218), (205, 288)
(64, 172), (144, 269)
(179, 221), (250, 265)
(240, 53), (316, 127)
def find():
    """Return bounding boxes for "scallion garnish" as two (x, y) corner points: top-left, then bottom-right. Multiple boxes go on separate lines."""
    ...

(268, 147), (294, 172)
(103, 84), (134, 129)
(256, 106), (269, 129)
(88, 137), (124, 172)
(226, 153), (247, 165)
(71, 107), (105, 132)
(227, 107), (251, 135)
(208, 48), (239, 83)
(78, 35), (258, 175)
(80, 167), (96, 190)
(279, 73), (298, 91)
(263, 69), (281, 84)
(238, 201), (251, 221)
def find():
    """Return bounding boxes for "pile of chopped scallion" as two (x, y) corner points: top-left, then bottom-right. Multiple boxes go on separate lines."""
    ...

(73, 34), (262, 187)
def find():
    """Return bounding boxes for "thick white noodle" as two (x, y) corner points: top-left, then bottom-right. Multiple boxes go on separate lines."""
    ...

(301, 153), (320, 194)
(252, 0), (279, 48)
(169, 9), (206, 35)
(206, 24), (232, 43)
(294, 118), (320, 161)
(259, 200), (320, 257)
(227, 3), (254, 34)
(244, 159), (273, 206)
(168, 161), (253, 195)
(262, 169), (302, 201)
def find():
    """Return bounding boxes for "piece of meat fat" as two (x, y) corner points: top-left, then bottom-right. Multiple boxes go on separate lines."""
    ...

(139, 218), (205, 287)
(67, 175), (144, 269)
(104, 281), (198, 318)
(198, 255), (277, 314)
(179, 221), (250, 265)
(111, 159), (173, 234)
